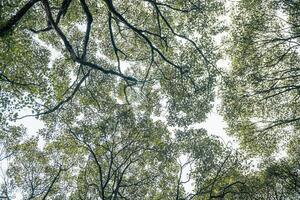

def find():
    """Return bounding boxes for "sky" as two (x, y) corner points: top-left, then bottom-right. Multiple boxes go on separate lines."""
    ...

(2, 1), (295, 198)
(12, 91), (235, 196)
(0, 2), (238, 198)
(7, 54), (235, 197)
(6, 76), (235, 197)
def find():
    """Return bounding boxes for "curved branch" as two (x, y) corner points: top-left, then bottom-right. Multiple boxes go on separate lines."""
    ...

(0, 0), (40, 36)
(41, 0), (137, 83)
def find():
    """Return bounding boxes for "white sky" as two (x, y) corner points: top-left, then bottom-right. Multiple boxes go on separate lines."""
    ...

(2, 1), (292, 198)
(12, 95), (233, 197)
(1, 3), (238, 198)
(7, 59), (234, 198)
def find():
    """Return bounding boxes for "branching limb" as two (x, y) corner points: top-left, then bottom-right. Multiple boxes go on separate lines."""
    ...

(0, 0), (40, 36)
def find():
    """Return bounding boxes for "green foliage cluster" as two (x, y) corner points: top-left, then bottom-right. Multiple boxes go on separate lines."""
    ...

(0, 0), (300, 199)
(222, 0), (300, 155)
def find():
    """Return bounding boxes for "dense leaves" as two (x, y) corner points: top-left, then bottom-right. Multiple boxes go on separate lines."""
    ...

(1, 0), (300, 199)
(222, 0), (300, 155)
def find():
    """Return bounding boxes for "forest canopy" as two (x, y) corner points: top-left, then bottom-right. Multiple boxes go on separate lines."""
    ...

(0, 0), (300, 199)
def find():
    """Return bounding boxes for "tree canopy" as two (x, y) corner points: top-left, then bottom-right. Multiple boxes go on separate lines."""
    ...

(1, 0), (300, 199)
(222, 0), (300, 156)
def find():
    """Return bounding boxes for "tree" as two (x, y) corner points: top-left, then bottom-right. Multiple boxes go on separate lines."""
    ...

(221, 0), (300, 155)
(2, 0), (300, 199)
(175, 129), (247, 199)
(0, 92), (246, 199)
(4, 139), (66, 199)
(0, 1), (227, 196)
(0, 0), (224, 127)
(0, 1), (230, 197)
(229, 156), (300, 200)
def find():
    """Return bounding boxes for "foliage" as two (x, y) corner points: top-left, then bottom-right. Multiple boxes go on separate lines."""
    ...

(1, 0), (300, 199)
(222, 0), (300, 155)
